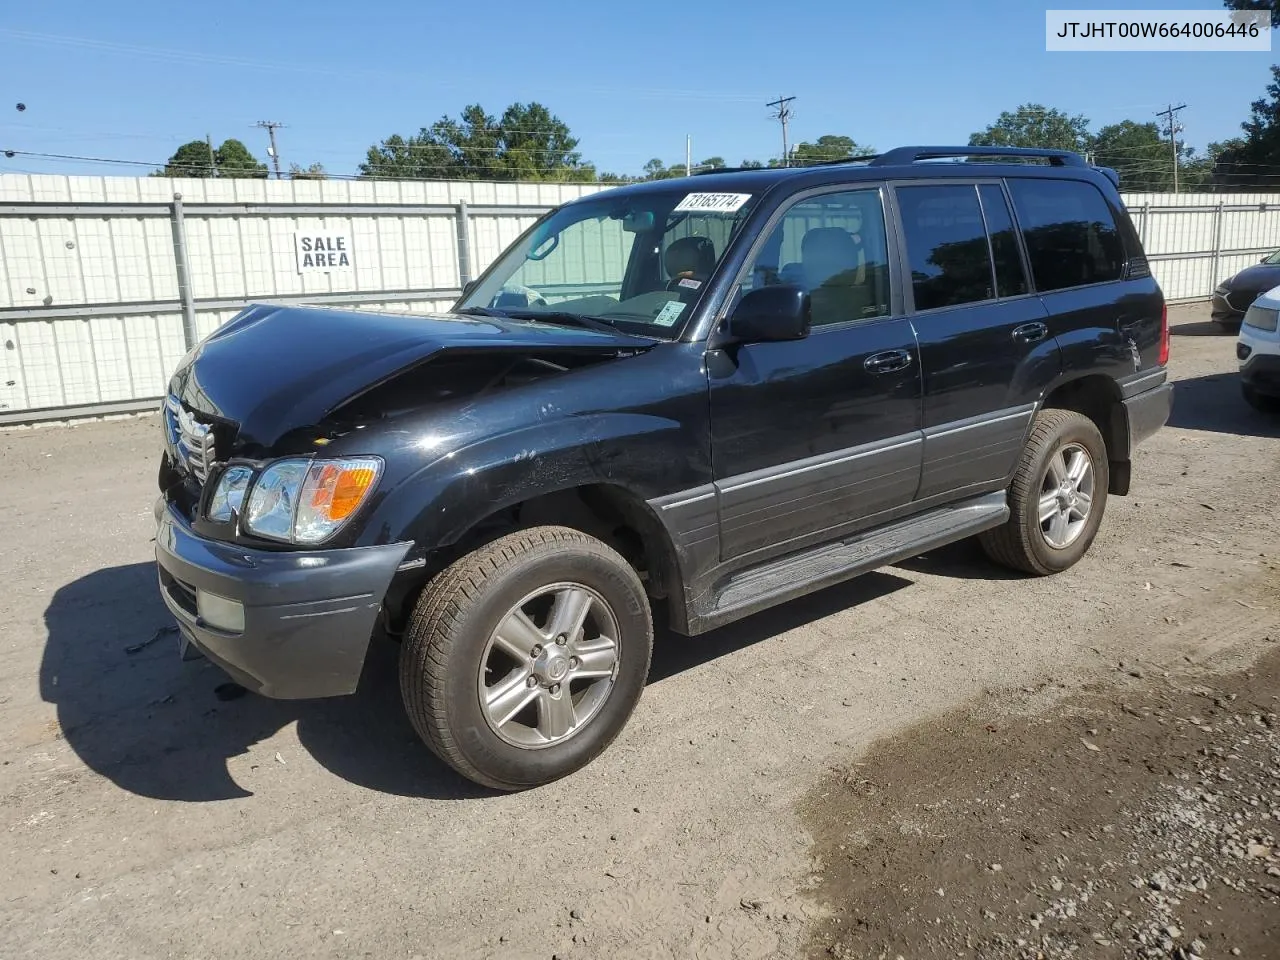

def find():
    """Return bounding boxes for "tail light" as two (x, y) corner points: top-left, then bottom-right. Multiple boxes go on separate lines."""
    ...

(1158, 303), (1170, 366)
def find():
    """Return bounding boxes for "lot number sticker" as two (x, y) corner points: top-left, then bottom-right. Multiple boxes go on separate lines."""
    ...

(653, 300), (687, 327)
(673, 193), (751, 213)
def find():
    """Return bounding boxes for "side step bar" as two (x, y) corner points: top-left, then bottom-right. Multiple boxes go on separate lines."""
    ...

(691, 491), (1009, 633)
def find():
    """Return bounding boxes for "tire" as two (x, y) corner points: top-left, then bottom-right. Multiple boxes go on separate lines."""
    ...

(979, 409), (1110, 576)
(1242, 383), (1280, 413)
(399, 525), (653, 791)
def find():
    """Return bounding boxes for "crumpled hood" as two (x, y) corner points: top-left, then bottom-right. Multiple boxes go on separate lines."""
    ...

(1226, 262), (1280, 294)
(168, 303), (653, 448)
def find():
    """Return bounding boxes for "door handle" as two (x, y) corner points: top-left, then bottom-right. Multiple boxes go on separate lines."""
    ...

(864, 349), (913, 374)
(1012, 321), (1049, 344)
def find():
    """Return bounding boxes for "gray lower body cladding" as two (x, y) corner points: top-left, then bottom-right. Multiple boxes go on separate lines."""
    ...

(154, 499), (410, 699)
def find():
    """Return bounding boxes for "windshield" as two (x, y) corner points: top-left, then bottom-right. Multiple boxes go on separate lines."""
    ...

(457, 187), (759, 337)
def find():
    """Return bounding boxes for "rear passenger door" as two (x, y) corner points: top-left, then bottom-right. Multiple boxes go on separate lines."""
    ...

(1003, 177), (1148, 380)
(893, 181), (1061, 502)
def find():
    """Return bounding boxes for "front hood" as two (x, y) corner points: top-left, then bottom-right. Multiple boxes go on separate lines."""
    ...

(1226, 263), (1280, 293)
(169, 304), (653, 449)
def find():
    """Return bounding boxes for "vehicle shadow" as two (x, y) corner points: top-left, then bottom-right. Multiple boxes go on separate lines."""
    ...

(1167, 371), (1280, 438)
(647, 571), (912, 683)
(41, 564), (919, 802)
(40, 562), (489, 803)
(1171, 320), (1233, 338)
(891, 537), (1025, 581)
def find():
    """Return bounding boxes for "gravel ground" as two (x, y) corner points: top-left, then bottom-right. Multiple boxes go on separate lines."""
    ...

(1, 303), (1277, 960)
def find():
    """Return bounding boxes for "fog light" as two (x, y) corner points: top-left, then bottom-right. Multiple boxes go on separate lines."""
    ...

(197, 590), (245, 633)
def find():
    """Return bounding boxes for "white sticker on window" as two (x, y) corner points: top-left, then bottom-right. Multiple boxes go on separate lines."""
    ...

(677, 277), (702, 290)
(672, 192), (751, 213)
(653, 300), (687, 327)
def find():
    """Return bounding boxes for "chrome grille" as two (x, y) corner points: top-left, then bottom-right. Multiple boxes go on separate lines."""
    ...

(164, 396), (216, 484)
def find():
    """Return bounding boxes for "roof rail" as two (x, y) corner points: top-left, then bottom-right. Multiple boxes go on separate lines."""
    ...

(869, 146), (1087, 167)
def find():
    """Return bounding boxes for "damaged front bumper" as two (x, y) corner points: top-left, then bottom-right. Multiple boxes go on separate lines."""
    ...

(154, 498), (410, 699)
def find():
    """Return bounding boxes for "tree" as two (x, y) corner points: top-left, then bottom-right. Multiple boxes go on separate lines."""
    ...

(968, 104), (1092, 153)
(289, 162), (327, 180)
(1222, 0), (1277, 27)
(790, 135), (874, 165)
(1203, 64), (1280, 189)
(360, 102), (597, 182)
(214, 139), (269, 178)
(159, 139), (268, 178)
(1090, 120), (1184, 192)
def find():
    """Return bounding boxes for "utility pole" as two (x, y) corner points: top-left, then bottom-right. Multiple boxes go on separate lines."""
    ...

(206, 134), (217, 177)
(1155, 103), (1186, 193)
(685, 134), (691, 177)
(767, 95), (795, 167)
(255, 120), (285, 179)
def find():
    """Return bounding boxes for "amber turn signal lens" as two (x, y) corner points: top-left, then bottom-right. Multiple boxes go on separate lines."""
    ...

(308, 463), (377, 520)
(294, 457), (383, 544)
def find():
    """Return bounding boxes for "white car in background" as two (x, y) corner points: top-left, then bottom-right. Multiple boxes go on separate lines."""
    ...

(1238, 284), (1280, 413)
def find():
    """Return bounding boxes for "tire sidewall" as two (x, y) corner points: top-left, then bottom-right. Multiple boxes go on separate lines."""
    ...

(430, 540), (652, 789)
(1018, 416), (1109, 573)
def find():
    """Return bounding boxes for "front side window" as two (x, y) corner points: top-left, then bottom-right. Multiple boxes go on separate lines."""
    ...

(896, 184), (994, 311)
(737, 188), (890, 327)
(458, 188), (758, 337)
(1006, 178), (1125, 292)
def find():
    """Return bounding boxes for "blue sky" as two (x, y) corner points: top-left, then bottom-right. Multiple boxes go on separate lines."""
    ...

(0, 0), (1273, 179)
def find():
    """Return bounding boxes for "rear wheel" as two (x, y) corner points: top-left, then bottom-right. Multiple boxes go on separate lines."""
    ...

(399, 526), (652, 791)
(980, 409), (1109, 576)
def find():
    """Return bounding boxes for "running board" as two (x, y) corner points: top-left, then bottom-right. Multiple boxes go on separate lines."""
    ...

(691, 491), (1009, 633)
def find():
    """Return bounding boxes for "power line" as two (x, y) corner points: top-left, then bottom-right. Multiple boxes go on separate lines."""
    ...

(767, 96), (795, 168)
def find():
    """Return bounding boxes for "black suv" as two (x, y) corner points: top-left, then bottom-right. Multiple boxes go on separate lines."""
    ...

(155, 146), (1173, 791)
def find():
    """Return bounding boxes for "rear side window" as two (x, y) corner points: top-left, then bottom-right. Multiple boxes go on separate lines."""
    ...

(1006, 178), (1125, 292)
(978, 184), (1028, 298)
(896, 184), (994, 311)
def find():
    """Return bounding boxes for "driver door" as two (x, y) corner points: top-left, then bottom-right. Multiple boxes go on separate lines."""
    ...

(707, 186), (924, 562)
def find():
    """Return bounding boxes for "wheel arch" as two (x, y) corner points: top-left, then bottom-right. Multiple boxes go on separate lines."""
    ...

(1037, 374), (1131, 495)
(386, 480), (688, 636)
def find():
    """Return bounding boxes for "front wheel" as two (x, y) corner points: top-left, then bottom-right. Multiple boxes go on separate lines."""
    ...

(399, 526), (653, 791)
(979, 409), (1109, 576)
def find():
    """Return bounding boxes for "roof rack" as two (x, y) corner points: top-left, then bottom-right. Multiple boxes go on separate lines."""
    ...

(868, 146), (1087, 167)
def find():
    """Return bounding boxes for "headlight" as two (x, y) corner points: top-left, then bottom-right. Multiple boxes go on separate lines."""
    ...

(295, 458), (382, 543)
(208, 465), (254, 522)
(244, 460), (310, 541)
(1243, 305), (1279, 332)
(240, 457), (382, 544)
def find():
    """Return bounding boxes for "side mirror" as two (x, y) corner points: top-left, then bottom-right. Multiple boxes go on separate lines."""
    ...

(461, 279), (479, 298)
(726, 285), (811, 343)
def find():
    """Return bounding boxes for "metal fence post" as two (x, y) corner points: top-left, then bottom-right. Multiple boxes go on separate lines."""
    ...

(170, 192), (199, 350)
(1139, 203), (1150, 251)
(1209, 202), (1225, 297)
(455, 199), (472, 290)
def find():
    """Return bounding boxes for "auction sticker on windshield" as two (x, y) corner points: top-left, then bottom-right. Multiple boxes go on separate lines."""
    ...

(653, 300), (687, 327)
(673, 193), (751, 213)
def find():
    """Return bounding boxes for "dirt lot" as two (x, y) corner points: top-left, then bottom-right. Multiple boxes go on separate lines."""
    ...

(1, 304), (1277, 960)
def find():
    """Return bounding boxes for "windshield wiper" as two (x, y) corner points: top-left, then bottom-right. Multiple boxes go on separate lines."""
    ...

(455, 306), (510, 318)
(504, 310), (620, 334)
